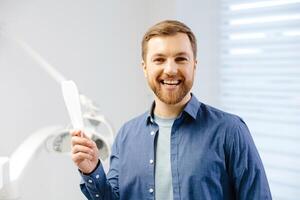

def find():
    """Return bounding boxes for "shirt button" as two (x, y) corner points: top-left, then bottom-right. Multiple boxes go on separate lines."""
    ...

(149, 188), (154, 193)
(149, 159), (154, 164)
(88, 179), (93, 183)
(150, 131), (155, 135)
(95, 194), (99, 198)
(96, 174), (100, 179)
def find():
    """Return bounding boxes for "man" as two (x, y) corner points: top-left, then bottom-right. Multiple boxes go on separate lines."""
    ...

(71, 20), (272, 200)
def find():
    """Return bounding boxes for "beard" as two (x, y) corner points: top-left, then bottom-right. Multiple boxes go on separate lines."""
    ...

(147, 75), (193, 105)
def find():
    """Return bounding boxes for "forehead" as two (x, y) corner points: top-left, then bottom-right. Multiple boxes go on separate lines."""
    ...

(146, 33), (193, 58)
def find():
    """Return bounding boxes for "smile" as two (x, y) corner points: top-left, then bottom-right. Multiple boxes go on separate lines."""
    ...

(160, 80), (181, 85)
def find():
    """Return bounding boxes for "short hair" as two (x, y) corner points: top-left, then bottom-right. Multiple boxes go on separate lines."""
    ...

(141, 20), (197, 61)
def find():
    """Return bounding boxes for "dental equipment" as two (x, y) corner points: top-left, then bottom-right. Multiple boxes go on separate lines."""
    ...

(0, 158), (9, 190)
(0, 30), (114, 199)
(62, 80), (84, 131)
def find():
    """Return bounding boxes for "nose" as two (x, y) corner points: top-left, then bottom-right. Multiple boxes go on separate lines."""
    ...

(163, 60), (178, 75)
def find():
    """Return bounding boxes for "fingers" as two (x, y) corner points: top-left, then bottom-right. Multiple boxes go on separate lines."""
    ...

(71, 135), (93, 147)
(72, 144), (93, 155)
(70, 129), (80, 137)
(71, 137), (94, 164)
(70, 129), (99, 165)
(70, 129), (94, 146)
(72, 151), (93, 163)
(70, 129), (89, 138)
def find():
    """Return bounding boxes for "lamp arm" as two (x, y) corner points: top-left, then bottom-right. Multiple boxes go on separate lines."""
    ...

(0, 126), (62, 199)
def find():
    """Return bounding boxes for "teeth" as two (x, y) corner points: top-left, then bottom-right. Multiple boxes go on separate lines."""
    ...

(163, 80), (180, 85)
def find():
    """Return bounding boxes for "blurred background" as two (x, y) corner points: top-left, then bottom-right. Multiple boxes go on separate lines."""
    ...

(0, 0), (299, 199)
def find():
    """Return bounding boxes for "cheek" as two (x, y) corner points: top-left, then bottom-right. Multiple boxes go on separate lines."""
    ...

(187, 67), (196, 78)
(180, 68), (194, 79)
(145, 70), (156, 83)
(147, 68), (161, 79)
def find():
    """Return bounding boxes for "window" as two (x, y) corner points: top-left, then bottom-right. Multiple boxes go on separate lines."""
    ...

(219, 0), (300, 199)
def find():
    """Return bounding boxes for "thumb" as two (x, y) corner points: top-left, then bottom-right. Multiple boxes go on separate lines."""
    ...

(81, 130), (92, 139)
(70, 129), (90, 139)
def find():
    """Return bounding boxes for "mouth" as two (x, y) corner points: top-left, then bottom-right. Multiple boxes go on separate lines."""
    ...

(160, 79), (182, 86)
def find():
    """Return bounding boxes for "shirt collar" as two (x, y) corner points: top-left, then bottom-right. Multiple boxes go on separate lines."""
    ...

(146, 93), (200, 124)
(182, 93), (200, 120)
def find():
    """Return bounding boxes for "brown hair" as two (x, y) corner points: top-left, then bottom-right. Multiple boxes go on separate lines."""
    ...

(141, 20), (197, 61)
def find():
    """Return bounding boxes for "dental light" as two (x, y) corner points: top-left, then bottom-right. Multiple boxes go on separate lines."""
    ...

(0, 30), (114, 199)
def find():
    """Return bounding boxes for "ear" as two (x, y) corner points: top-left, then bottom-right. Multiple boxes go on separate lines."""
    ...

(194, 59), (197, 70)
(141, 60), (147, 78)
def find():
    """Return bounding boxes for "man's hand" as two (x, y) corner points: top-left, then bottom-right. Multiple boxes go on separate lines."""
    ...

(70, 130), (100, 174)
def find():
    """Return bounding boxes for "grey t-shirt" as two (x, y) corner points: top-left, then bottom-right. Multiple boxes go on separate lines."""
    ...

(154, 115), (175, 200)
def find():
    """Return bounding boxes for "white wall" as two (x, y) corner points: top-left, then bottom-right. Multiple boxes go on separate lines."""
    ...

(0, 0), (218, 199)
(0, 0), (152, 156)
(176, 0), (220, 107)
(0, 0), (151, 199)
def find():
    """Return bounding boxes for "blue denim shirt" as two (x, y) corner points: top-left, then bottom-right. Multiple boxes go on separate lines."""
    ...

(80, 94), (272, 200)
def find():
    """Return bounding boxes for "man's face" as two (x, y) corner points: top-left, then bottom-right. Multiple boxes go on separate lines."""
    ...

(142, 33), (196, 105)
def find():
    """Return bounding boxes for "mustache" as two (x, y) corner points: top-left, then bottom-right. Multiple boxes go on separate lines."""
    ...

(158, 74), (183, 80)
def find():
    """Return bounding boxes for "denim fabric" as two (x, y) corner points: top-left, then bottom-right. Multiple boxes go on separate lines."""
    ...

(80, 94), (272, 200)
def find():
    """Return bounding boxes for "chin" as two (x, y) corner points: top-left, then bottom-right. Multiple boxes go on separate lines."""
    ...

(148, 79), (193, 105)
(156, 90), (188, 105)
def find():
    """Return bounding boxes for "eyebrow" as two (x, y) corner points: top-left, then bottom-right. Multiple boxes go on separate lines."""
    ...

(175, 52), (190, 57)
(152, 53), (165, 57)
(152, 52), (190, 57)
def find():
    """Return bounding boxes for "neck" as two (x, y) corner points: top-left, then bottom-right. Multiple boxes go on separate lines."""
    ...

(154, 93), (191, 118)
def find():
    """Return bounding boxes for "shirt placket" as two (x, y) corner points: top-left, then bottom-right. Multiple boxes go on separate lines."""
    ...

(147, 121), (159, 200)
(171, 118), (183, 200)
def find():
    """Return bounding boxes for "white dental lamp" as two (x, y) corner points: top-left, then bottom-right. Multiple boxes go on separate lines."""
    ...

(0, 31), (114, 199)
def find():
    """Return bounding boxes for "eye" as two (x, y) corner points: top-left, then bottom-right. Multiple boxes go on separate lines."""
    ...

(175, 57), (188, 62)
(153, 57), (165, 63)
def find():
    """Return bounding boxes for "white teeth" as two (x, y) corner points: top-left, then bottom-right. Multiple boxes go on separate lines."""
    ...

(163, 80), (180, 85)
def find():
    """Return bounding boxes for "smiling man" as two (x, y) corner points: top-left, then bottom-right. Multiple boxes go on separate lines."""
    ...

(71, 20), (272, 200)
(142, 32), (195, 114)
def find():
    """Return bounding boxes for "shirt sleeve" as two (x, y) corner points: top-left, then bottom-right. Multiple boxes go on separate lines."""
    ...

(79, 136), (120, 200)
(226, 118), (272, 200)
